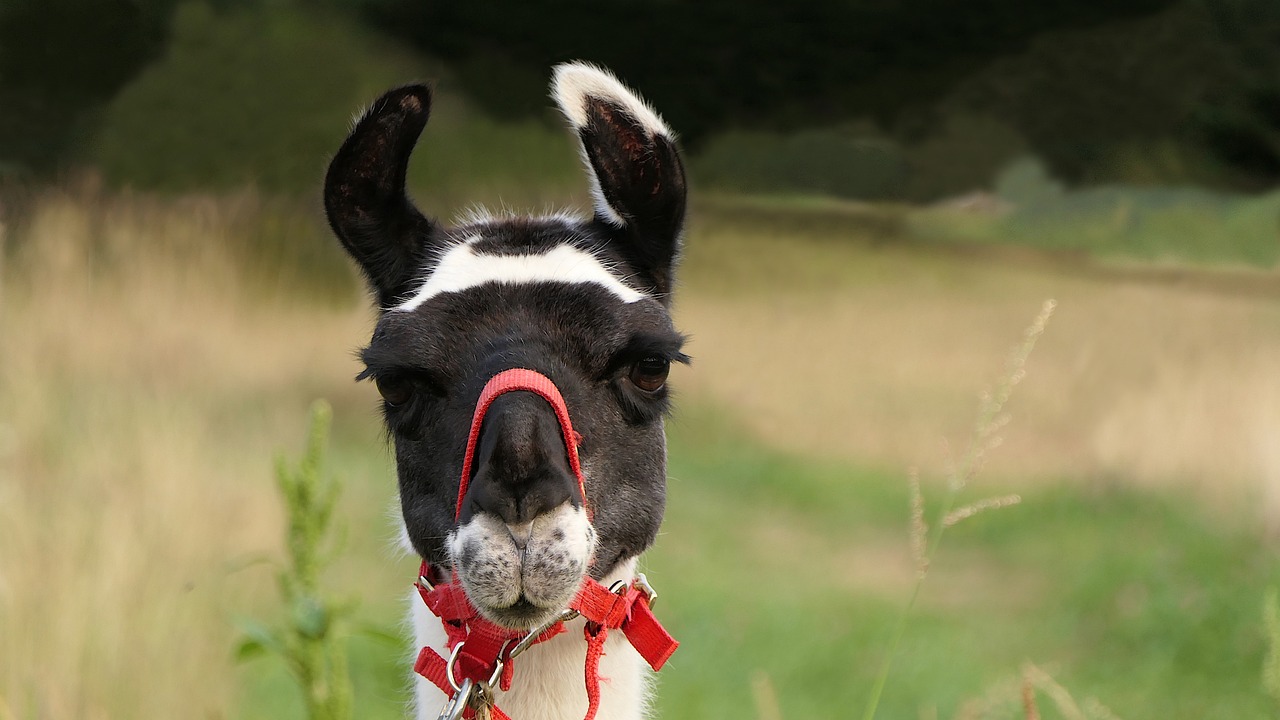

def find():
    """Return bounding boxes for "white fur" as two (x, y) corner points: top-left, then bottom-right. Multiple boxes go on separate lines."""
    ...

(410, 558), (651, 720)
(551, 62), (673, 229)
(395, 240), (645, 312)
(551, 63), (672, 140)
(454, 206), (585, 229)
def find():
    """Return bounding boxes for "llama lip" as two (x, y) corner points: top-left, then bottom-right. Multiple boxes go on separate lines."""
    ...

(485, 595), (557, 629)
(448, 505), (596, 629)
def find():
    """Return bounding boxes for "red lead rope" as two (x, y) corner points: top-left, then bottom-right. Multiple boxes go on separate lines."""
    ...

(414, 368), (678, 720)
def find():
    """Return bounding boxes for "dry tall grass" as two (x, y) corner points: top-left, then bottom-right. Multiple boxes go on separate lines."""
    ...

(677, 217), (1280, 517)
(0, 183), (374, 718)
(3, 183), (1276, 717)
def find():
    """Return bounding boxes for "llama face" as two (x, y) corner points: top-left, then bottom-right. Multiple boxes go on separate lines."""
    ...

(325, 64), (687, 629)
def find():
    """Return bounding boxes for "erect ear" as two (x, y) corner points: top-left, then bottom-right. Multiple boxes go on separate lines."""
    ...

(324, 84), (439, 308)
(551, 63), (687, 300)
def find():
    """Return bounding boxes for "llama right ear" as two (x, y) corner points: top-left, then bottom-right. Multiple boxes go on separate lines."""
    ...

(325, 84), (438, 307)
(551, 63), (687, 299)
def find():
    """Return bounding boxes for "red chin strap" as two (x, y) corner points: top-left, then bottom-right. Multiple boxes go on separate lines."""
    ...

(413, 368), (678, 720)
(455, 368), (587, 521)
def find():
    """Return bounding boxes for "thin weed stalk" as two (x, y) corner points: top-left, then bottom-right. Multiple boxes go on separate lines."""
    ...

(860, 300), (1056, 720)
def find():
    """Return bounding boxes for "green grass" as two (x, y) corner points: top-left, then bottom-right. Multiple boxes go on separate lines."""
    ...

(913, 184), (1280, 269)
(235, 403), (1278, 719)
(700, 184), (1280, 273)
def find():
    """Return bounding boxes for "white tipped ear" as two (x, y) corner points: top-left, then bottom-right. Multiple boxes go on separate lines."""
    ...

(549, 62), (687, 299)
(552, 62), (673, 141)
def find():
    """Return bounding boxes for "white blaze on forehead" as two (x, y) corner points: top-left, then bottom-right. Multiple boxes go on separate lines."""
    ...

(394, 241), (646, 311)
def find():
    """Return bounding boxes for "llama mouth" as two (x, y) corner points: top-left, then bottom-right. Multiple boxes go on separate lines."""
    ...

(483, 595), (561, 629)
(447, 504), (597, 629)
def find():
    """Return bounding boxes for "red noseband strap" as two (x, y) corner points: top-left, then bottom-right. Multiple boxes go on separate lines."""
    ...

(455, 368), (587, 521)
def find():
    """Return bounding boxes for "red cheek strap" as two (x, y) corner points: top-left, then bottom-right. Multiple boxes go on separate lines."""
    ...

(454, 368), (587, 522)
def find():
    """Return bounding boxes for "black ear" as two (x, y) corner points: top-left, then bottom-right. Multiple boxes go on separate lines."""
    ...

(551, 63), (687, 300)
(324, 84), (438, 307)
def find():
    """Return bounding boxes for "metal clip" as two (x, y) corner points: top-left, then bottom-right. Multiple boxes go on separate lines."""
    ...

(436, 678), (473, 720)
(418, 574), (435, 592)
(507, 609), (580, 662)
(633, 572), (658, 608)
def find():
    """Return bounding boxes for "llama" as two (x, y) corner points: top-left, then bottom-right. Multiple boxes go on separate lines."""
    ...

(324, 63), (688, 720)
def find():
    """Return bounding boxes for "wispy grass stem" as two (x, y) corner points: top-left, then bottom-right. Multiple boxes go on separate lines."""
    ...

(860, 300), (1055, 720)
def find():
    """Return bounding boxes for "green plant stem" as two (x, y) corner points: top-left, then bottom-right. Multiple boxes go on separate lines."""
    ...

(241, 400), (352, 720)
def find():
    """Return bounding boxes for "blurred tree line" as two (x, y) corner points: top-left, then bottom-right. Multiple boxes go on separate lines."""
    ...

(4, 0), (1279, 198)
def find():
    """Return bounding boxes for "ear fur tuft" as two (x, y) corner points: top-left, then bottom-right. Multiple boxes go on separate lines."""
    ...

(551, 62), (673, 141)
(549, 62), (687, 298)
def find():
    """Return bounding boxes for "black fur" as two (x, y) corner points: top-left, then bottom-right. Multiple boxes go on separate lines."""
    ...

(325, 69), (690, 590)
(360, 257), (686, 578)
(578, 97), (688, 301)
(324, 84), (441, 307)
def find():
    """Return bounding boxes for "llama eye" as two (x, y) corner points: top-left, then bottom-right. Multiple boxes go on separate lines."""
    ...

(375, 374), (413, 407)
(629, 356), (670, 393)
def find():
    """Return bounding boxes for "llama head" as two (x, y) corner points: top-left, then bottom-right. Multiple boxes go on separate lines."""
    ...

(324, 63), (687, 629)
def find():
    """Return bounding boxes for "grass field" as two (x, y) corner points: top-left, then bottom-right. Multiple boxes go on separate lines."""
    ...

(2, 183), (1277, 719)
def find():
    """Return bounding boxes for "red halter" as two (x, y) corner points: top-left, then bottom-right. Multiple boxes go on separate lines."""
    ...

(413, 368), (677, 720)
(454, 368), (587, 521)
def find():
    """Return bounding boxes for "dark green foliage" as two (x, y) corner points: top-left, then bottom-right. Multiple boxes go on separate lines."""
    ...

(0, 0), (177, 175)
(360, 0), (1176, 146)
(9, 0), (1280, 196)
(360, 0), (1280, 193)
(91, 2), (432, 192)
(694, 129), (910, 201)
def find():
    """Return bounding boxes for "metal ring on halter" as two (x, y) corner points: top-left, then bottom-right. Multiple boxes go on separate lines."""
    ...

(487, 638), (515, 688)
(445, 642), (468, 692)
(445, 639), (511, 692)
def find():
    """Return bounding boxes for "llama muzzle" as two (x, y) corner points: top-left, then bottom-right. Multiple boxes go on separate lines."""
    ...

(449, 369), (595, 629)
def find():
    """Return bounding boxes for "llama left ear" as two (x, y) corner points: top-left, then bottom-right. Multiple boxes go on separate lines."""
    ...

(552, 63), (687, 299)
(325, 84), (439, 308)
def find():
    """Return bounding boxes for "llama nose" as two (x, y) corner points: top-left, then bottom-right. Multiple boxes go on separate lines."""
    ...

(464, 391), (577, 526)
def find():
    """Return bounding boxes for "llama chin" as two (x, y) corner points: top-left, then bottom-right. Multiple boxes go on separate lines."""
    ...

(326, 60), (688, 720)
